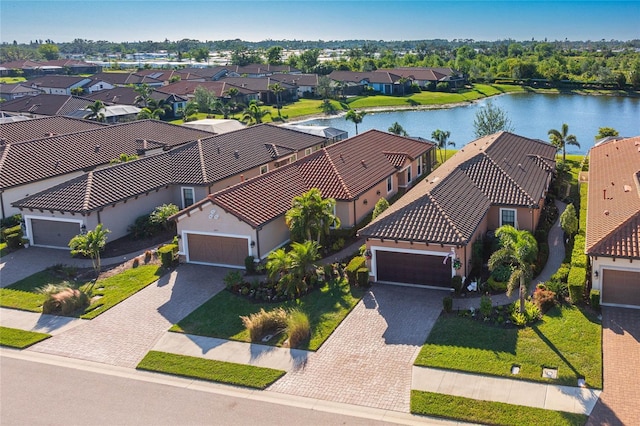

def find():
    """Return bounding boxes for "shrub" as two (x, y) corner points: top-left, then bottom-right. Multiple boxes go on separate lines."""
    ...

(551, 263), (571, 283)
(509, 300), (540, 326)
(345, 256), (366, 285)
(533, 287), (556, 312)
(371, 198), (390, 220)
(331, 237), (345, 252)
(158, 244), (178, 268)
(451, 275), (463, 292)
(3, 225), (23, 249)
(149, 203), (179, 231)
(510, 311), (527, 326)
(245, 256), (256, 274)
(40, 284), (89, 315)
(471, 239), (484, 275)
(560, 203), (579, 237)
(286, 309), (310, 348)
(240, 308), (288, 342)
(356, 267), (369, 287)
(546, 279), (569, 302)
(479, 295), (492, 318)
(491, 263), (512, 282)
(132, 258), (140, 268)
(224, 270), (244, 290)
(443, 296), (453, 313)
(144, 250), (153, 263)
(568, 283), (585, 305)
(487, 276), (508, 292)
(525, 301), (542, 322)
(436, 81), (450, 92)
(590, 289), (601, 311)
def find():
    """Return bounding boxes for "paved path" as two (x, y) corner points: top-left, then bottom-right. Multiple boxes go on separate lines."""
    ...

(413, 366), (600, 415)
(453, 199), (567, 310)
(587, 307), (640, 426)
(27, 264), (227, 368)
(268, 284), (444, 412)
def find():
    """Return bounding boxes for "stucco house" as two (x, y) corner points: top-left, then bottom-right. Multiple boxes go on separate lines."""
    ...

(0, 93), (97, 119)
(171, 130), (435, 268)
(27, 75), (92, 95)
(585, 136), (640, 309)
(85, 86), (188, 119)
(0, 83), (42, 100)
(359, 132), (556, 289)
(11, 124), (327, 248)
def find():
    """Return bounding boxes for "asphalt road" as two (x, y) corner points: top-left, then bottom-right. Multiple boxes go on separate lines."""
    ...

(0, 354), (432, 426)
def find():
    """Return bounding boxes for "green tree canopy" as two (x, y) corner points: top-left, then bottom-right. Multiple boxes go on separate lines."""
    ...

(371, 198), (390, 220)
(388, 122), (408, 136)
(69, 224), (110, 279)
(595, 127), (619, 140)
(473, 101), (514, 138)
(345, 109), (366, 135)
(38, 43), (59, 60)
(548, 123), (579, 162)
(285, 188), (340, 244)
(560, 203), (579, 237)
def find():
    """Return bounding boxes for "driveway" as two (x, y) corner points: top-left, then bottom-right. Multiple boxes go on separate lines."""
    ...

(28, 264), (227, 368)
(268, 284), (443, 412)
(587, 307), (640, 426)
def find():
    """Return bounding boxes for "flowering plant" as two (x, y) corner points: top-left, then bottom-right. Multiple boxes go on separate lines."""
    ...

(453, 259), (462, 270)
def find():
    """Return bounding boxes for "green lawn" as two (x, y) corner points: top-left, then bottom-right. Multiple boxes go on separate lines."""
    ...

(0, 326), (51, 349)
(414, 305), (602, 388)
(0, 77), (27, 84)
(0, 264), (163, 319)
(137, 351), (285, 389)
(411, 390), (587, 426)
(171, 278), (364, 351)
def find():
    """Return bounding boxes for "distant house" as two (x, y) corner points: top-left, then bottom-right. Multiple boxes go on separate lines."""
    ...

(27, 75), (92, 95)
(179, 66), (229, 81)
(171, 130), (435, 268)
(328, 70), (408, 95)
(66, 104), (142, 124)
(0, 59), (101, 77)
(0, 115), (105, 144)
(378, 67), (466, 89)
(134, 69), (205, 85)
(218, 77), (297, 104)
(281, 124), (348, 143)
(270, 73), (321, 98)
(0, 83), (42, 100)
(0, 93), (96, 118)
(359, 132), (556, 288)
(162, 80), (258, 105)
(90, 72), (164, 88)
(226, 64), (301, 78)
(85, 86), (188, 119)
(11, 124), (326, 247)
(585, 136), (640, 309)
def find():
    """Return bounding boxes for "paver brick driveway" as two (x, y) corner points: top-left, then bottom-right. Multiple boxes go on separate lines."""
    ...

(587, 307), (640, 426)
(269, 284), (443, 412)
(28, 265), (227, 368)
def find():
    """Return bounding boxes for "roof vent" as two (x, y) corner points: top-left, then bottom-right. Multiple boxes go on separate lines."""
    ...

(361, 159), (366, 167)
(604, 210), (610, 216)
(624, 185), (631, 192)
(94, 144), (100, 153)
(234, 150), (239, 158)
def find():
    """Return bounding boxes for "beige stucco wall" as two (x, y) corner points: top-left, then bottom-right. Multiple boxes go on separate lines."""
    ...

(256, 218), (290, 260)
(487, 205), (539, 232)
(4, 172), (85, 219)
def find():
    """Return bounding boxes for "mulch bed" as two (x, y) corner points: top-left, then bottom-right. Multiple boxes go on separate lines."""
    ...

(101, 230), (174, 258)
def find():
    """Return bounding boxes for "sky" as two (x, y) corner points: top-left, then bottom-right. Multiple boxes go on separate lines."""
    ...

(1, 1), (639, 44)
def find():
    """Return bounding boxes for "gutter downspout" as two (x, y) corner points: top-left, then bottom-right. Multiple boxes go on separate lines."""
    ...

(255, 227), (261, 260)
(0, 192), (5, 220)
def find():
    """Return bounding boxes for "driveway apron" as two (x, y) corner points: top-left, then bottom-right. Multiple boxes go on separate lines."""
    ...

(587, 307), (640, 426)
(268, 284), (442, 412)
(27, 265), (227, 368)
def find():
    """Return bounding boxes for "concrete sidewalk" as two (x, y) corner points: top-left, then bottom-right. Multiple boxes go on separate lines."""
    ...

(413, 366), (600, 415)
(0, 308), (86, 335)
(152, 332), (312, 372)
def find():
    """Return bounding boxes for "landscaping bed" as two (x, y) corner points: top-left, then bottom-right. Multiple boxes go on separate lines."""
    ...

(414, 304), (602, 388)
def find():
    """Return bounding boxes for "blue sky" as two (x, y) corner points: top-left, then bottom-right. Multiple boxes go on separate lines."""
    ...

(2, 1), (639, 44)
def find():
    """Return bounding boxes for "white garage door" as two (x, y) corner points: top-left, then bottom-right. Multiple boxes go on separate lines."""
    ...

(30, 219), (81, 248)
(602, 269), (640, 307)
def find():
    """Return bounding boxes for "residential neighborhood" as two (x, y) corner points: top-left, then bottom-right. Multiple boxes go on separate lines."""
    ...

(1, 13), (639, 425)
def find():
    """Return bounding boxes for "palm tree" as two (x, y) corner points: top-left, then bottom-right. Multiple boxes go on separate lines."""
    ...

(266, 247), (290, 283)
(242, 100), (271, 125)
(431, 129), (454, 164)
(84, 100), (106, 122)
(488, 226), (538, 314)
(179, 100), (199, 122)
(388, 122), (408, 136)
(268, 82), (285, 120)
(285, 188), (340, 244)
(134, 83), (153, 108)
(345, 109), (366, 135)
(548, 123), (580, 163)
(287, 240), (321, 296)
(68, 223), (110, 281)
(137, 99), (170, 120)
(397, 76), (409, 96)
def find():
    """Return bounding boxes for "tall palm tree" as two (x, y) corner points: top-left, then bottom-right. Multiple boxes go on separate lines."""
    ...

(68, 223), (110, 281)
(266, 247), (290, 283)
(133, 83), (153, 108)
(345, 109), (366, 135)
(548, 123), (579, 163)
(84, 100), (106, 122)
(179, 100), (199, 122)
(388, 122), (408, 136)
(242, 100), (271, 125)
(268, 82), (285, 120)
(488, 226), (538, 314)
(285, 188), (340, 244)
(431, 129), (454, 164)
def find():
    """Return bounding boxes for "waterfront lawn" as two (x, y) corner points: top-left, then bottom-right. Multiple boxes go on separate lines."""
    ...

(411, 390), (587, 426)
(171, 278), (364, 351)
(0, 326), (51, 349)
(137, 351), (285, 389)
(414, 305), (602, 388)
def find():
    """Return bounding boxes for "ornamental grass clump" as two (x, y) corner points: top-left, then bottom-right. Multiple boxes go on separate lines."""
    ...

(39, 283), (89, 315)
(286, 309), (310, 348)
(240, 308), (288, 342)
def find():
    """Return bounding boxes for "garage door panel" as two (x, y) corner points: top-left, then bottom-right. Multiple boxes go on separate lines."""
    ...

(376, 250), (451, 287)
(187, 234), (248, 267)
(602, 269), (640, 307)
(31, 219), (80, 248)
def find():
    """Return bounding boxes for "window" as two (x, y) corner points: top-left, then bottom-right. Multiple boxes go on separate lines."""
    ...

(417, 158), (422, 176)
(182, 187), (195, 208)
(407, 166), (412, 183)
(500, 208), (517, 228)
(387, 176), (393, 193)
(304, 148), (312, 156)
(260, 165), (268, 174)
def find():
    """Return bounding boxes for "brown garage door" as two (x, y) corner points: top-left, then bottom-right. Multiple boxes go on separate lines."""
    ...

(602, 269), (640, 306)
(31, 219), (80, 248)
(187, 233), (249, 267)
(376, 250), (451, 287)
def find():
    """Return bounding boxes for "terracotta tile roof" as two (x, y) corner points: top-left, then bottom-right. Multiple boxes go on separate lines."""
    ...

(162, 80), (256, 97)
(134, 69), (203, 82)
(12, 124), (325, 213)
(219, 77), (295, 92)
(270, 74), (320, 87)
(359, 132), (556, 245)
(0, 93), (96, 116)
(0, 116), (105, 144)
(203, 130), (434, 227)
(229, 64), (300, 75)
(328, 70), (401, 84)
(91, 72), (162, 86)
(0, 83), (42, 95)
(586, 136), (640, 259)
(178, 66), (229, 79)
(0, 120), (213, 190)
(85, 86), (187, 105)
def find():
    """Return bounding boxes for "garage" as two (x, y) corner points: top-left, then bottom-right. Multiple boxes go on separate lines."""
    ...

(29, 218), (81, 248)
(185, 233), (249, 268)
(602, 269), (640, 307)
(374, 250), (451, 287)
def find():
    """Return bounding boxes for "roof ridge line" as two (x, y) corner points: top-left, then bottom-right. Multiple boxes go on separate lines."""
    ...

(323, 148), (352, 199)
(82, 171), (94, 212)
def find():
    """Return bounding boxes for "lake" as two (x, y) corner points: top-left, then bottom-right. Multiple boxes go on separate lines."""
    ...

(299, 93), (640, 155)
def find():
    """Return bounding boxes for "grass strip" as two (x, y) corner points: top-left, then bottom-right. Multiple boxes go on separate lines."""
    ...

(171, 279), (364, 350)
(414, 305), (602, 388)
(137, 351), (285, 389)
(0, 326), (51, 348)
(411, 390), (587, 426)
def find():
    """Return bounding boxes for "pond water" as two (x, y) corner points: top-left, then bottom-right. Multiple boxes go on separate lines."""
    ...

(300, 93), (640, 155)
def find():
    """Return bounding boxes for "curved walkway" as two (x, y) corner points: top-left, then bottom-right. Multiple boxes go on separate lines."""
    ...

(453, 200), (567, 310)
